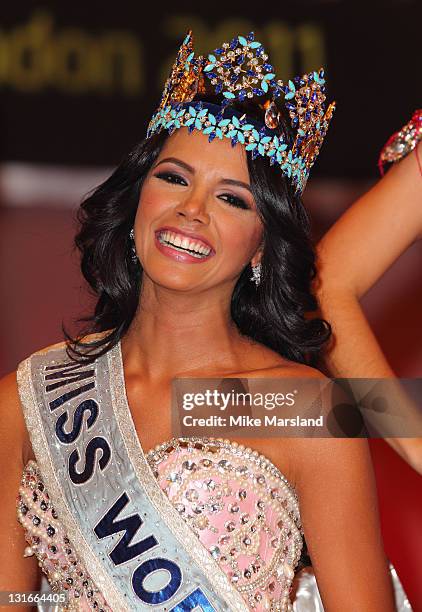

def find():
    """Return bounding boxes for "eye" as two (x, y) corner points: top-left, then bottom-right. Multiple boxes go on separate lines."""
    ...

(218, 193), (250, 210)
(154, 171), (188, 186)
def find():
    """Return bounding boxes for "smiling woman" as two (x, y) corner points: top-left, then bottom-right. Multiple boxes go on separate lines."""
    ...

(67, 104), (328, 367)
(0, 30), (403, 612)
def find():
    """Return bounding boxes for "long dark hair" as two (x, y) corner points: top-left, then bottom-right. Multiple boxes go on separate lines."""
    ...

(64, 101), (331, 365)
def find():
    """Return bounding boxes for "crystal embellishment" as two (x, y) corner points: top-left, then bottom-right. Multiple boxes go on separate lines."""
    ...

(146, 31), (336, 194)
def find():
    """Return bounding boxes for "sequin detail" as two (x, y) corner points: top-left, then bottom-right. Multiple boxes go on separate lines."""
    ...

(16, 460), (110, 612)
(378, 109), (422, 174)
(17, 437), (302, 611)
(147, 438), (302, 611)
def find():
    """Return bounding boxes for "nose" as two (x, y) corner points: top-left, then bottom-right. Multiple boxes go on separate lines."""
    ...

(175, 191), (210, 224)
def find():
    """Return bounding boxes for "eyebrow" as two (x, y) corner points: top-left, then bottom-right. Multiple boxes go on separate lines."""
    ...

(153, 157), (252, 193)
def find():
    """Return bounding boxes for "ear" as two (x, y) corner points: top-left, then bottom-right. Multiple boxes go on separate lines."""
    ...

(250, 242), (264, 268)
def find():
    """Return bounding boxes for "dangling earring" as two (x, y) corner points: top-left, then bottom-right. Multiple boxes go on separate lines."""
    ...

(250, 262), (261, 287)
(129, 228), (138, 263)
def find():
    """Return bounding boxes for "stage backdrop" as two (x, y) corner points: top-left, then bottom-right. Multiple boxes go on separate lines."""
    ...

(0, 1), (420, 176)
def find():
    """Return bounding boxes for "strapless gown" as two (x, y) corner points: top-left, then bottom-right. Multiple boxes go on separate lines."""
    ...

(16, 437), (411, 611)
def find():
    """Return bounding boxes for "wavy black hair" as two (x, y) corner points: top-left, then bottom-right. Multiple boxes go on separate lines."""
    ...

(64, 97), (331, 365)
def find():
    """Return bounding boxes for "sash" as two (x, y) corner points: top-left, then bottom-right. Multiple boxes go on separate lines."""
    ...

(17, 340), (249, 612)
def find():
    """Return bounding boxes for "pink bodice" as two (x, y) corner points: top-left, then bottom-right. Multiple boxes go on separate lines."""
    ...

(17, 438), (303, 611)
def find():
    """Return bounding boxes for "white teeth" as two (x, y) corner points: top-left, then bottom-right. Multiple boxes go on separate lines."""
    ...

(158, 231), (212, 257)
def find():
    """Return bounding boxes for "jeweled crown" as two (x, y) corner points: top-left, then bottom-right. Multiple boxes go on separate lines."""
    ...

(147, 31), (335, 193)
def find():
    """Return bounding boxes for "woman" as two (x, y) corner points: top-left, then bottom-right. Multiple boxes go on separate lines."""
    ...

(0, 32), (397, 611)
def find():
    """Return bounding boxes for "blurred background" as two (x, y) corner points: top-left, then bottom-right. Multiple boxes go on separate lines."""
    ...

(0, 1), (421, 608)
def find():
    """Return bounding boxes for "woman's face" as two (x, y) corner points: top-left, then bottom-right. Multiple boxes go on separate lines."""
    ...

(134, 128), (264, 292)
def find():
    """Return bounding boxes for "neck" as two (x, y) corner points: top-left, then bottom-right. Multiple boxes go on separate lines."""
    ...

(121, 279), (252, 383)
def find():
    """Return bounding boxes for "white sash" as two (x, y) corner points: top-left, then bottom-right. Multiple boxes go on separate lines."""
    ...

(17, 340), (249, 612)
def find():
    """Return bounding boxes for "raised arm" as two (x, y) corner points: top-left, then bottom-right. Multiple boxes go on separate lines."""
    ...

(0, 372), (41, 610)
(315, 140), (422, 472)
(317, 141), (422, 305)
(293, 435), (396, 611)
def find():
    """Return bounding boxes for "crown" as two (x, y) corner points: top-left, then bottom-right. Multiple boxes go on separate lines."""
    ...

(147, 31), (335, 193)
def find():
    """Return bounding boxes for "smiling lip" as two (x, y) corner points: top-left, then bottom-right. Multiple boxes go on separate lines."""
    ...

(154, 226), (216, 264)
(155, 226), (215, 251)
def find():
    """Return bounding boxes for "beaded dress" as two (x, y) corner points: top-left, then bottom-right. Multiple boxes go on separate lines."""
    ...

(15, 339), (412, 611)
(17, 437), (302, 611)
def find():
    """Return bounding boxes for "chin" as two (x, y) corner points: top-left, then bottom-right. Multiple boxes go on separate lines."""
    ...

(143, 268), (203, 291)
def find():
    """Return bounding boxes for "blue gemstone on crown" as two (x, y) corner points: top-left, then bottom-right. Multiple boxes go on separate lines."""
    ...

(146, 29), (335, 194)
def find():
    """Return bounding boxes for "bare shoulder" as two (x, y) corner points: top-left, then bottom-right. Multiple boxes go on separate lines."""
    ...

(244, 358), (365, 488)
(0, 370), (23, 417)
(265, 361), (327, 379)
(0, 335), (70, 465)
(234, 354), (332, 486)
(261, 364), (366, 469)
(0, 371), (43, 591)
(238, 338), (328, 380)
(0, 371), (22, 424)
(0, 370), (29, 466)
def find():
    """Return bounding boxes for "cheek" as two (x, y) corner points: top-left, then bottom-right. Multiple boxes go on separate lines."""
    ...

(133, 185), (164, 255)
(219, 216), (262, 260)
(137, 173), (190, 222)
(136, 181), (168, 221)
